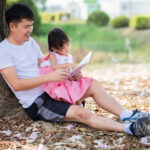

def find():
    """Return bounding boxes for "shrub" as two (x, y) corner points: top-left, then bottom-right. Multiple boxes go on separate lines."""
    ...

(130, 15), (150, 29)
(111, 16), (129, 28)
(6, 0), (18, 9)
(87, 10), (109, 27)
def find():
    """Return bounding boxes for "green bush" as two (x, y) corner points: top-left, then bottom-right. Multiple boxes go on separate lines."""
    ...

(87, 10), (109, 27)
(111, 16), (129, 28)
(130, 15), (150, 29)
(6, 0), (18, 9)
(6, 0), (41, 35)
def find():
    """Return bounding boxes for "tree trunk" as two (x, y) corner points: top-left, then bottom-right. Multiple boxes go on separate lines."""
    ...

(0, 0), (27, 119)
(0, 0), (7, 42)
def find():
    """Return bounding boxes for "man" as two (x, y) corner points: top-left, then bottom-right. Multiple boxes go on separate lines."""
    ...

(0, 3), (150, 137)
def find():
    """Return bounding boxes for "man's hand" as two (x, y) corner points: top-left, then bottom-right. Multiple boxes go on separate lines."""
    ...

(46, 68), (69, 82)
(0, 67), (69, 91)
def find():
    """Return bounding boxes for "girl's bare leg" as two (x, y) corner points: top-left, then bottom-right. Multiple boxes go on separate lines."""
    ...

(81, 79), (125, 117)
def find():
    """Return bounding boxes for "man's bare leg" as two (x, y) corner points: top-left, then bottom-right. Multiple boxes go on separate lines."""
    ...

(64, 105), (124, 132)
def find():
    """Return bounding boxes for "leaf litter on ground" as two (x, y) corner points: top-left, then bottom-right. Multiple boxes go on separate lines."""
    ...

(0, 63), (150, 149)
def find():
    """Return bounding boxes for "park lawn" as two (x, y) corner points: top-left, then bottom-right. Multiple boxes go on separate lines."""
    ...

(33, 22), (150, 63)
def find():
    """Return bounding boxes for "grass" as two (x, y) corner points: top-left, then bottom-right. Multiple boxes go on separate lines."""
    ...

(33, 22), (150, 63)
(34, 23), (126, 52)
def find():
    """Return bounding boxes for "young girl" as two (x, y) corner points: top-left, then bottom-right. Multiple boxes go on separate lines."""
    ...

(40, 28), (93, 105)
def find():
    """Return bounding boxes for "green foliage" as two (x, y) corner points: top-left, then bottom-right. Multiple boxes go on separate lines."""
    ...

(35, 23), (127, 53)
(6, 0), (18, 9)
(111, 16), (129, 28)
(6, 0), (41, 35)
(34, 23), (150, 62)
(41, 12), (70, 23)
(130, 15), (150, 29)
(87, 10), (109, 27)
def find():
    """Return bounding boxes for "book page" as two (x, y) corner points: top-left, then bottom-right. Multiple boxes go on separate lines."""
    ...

(68, 51), (92, 78)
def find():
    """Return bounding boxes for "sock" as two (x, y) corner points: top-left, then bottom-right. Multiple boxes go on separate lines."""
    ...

(124, 124), (133, 135)
(120, 109), (132, 120)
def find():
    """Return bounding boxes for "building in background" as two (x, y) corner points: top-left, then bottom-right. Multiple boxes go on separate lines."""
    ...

(62, 0), (100, 19)
(65, 0), (86, 19)
(45, 0), (100, 20)
(99, 0), (150, 19)
(84, 0), (100, 17)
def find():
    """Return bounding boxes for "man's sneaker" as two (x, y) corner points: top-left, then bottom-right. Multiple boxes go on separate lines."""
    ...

(123, 109), (150, 124)
(129, 117), (150, 137)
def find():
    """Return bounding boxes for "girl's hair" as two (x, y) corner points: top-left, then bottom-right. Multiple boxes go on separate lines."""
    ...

(48, 28), (70, 51)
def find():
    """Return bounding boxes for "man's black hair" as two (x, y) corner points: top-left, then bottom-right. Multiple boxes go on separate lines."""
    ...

(5, 3), (34, 26)
(48, 28), (70, 51)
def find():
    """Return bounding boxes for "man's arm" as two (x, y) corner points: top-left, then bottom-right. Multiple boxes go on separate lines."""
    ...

(0, 66), (69, 91)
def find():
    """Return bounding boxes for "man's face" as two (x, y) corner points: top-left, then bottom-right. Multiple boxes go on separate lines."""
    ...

(10, 19), (34, 44)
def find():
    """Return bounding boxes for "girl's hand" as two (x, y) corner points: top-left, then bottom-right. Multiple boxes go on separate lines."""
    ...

(38, 58), (44, 67)
(69, 71), (83, 81)
(65, 64), (76, 73)
(70, 64), (77, 70)
(64, 63), (74, 69)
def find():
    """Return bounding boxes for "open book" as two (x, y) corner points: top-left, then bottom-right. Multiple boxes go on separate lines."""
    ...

(68, 51), (92, 78)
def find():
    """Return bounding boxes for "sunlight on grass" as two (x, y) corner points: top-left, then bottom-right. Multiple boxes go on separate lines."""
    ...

(33, 22), (150, 63)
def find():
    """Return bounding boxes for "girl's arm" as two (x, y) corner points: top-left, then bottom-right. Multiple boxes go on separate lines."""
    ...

(38, 58), (44, 68)
(49, 53), (73, 70)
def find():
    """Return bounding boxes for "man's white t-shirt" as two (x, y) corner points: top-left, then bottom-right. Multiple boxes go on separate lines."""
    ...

(0, 37), (44, 108)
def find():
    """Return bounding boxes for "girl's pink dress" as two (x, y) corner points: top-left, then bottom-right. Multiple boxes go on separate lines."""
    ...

(40, 52), (93, 104)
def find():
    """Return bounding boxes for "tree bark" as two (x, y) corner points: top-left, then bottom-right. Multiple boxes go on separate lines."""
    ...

(0, 0), (7, 41)
(0, 0), (27, 119)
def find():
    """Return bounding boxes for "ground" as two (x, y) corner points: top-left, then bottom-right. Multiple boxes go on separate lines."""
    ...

(0, 63), (150, 150)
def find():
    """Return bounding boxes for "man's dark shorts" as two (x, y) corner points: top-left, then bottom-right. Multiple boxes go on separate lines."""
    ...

(23, 92), (72, 123)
